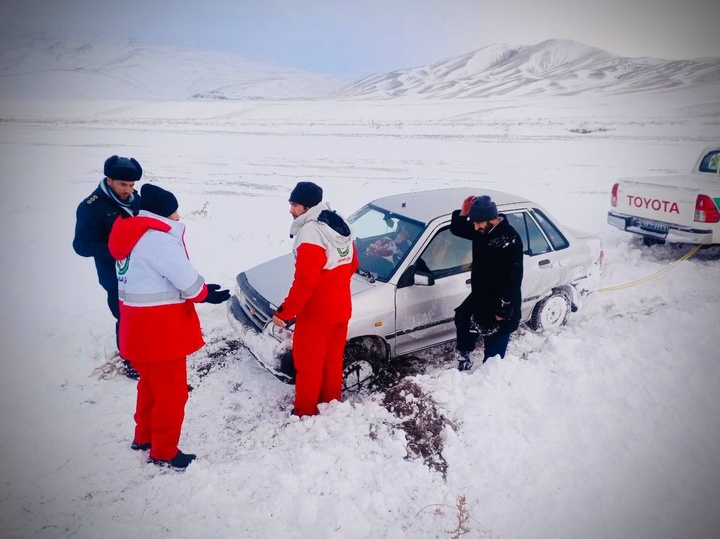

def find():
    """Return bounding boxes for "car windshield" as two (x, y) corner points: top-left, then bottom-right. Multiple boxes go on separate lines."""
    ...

(348, 205), (425, 281)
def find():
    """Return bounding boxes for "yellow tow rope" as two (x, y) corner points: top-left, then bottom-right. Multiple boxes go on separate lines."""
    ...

(598, 244), (702, 292)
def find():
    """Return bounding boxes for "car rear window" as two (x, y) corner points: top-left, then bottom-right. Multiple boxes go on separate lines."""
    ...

(531, 209), (569, 251)
(505, 212), (551, 255)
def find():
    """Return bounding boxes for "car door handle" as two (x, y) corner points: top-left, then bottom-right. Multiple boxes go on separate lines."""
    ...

(465, 278), (471, 286)
(538, 259), (551, 267)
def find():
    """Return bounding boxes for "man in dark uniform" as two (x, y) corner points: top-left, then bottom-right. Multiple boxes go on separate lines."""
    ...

(450, 194), (524, 371)
(73, 155), (143, 378)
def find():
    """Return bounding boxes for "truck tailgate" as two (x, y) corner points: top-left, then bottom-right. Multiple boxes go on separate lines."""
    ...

(614, 175), (698, 227)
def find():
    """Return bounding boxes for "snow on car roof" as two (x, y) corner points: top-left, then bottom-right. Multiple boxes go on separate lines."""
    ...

(368, 187), (531, 224)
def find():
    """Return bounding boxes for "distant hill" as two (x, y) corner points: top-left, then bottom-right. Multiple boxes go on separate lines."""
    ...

(336, 39), (720, 99)
(0, 32), (347, 100)
(2, 33), (718, 101)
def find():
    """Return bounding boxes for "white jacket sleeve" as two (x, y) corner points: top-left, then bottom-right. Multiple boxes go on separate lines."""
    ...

(152, 238), (205, 299)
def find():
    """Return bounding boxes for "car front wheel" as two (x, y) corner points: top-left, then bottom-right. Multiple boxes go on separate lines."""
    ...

(528, 291), (570, 331)
(342, 342), (381, 392)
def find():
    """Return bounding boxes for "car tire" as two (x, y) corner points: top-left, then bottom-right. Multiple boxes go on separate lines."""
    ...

(528, 291), (570, 331)
(342, 342), (382, 392)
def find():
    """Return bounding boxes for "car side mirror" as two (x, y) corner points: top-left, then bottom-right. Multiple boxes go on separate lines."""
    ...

(397, 264), (435, 288)
(413, 271), (435, 286)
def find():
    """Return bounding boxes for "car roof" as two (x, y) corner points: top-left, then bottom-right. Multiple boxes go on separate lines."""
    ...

(369, 187), (532, 224)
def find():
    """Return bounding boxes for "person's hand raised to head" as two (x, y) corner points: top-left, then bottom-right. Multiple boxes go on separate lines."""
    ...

(460, 195), (476, 217)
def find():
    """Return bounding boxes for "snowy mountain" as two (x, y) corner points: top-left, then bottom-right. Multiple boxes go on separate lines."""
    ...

(337, 39), (720, 99)
(3, 34), (719, 102)
(0, 33), (347, 100)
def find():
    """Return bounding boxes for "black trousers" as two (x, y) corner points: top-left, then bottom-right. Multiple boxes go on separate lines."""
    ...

(104, 285), (121, 352)
(454, 297), (512, 361)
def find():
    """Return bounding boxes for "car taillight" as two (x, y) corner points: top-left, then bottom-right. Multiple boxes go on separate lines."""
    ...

(610, 183), (619, 207)
(694, 194), (720, 223)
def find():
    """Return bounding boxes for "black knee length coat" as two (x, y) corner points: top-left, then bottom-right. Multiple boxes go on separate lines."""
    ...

(450, 210), (524, 333)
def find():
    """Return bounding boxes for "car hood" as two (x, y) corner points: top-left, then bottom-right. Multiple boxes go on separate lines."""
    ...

(242, 252), (377, 310)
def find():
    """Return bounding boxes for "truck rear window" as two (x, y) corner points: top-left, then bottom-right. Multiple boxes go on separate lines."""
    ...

(699, 150), (720, 174)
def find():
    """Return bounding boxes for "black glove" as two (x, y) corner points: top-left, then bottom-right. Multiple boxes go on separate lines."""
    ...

(203, 283), (230, 304)
(470, 313), (499, 336)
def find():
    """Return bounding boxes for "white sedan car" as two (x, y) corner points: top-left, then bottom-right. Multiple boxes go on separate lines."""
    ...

(229, 187), (604, 389)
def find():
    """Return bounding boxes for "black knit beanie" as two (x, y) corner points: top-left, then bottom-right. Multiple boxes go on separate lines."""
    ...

(289, 181), (323, 208)
(468, 195), (498, 222)
(140, 184), (178, 217)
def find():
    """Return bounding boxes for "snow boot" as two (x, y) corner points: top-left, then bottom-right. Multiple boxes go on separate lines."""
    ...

(131, 441), (151, 451)
(456, 351), (473, 372)
(149, 450), (197, 470)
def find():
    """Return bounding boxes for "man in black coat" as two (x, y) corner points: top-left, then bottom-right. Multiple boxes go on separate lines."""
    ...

(450, 194), (524, 370)
(73, 155), (142, 378)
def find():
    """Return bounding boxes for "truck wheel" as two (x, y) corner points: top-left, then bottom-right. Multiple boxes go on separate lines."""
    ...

(528, 291), (570, 331)
(342, 343), (381, 392)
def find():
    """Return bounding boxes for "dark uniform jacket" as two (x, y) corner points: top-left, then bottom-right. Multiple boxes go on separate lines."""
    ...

(450, 210), (524, 333)
(73, 183), (140, 292)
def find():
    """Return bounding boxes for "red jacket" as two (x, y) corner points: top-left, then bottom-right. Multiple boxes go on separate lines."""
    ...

(109, 214), (209, 362)
(275, 204), (358, 324)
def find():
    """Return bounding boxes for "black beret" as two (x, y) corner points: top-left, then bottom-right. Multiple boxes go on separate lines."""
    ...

(104, 155), (143, 182)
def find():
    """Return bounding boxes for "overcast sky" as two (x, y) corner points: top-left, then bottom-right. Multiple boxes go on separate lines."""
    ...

(2, 0), (719, 76)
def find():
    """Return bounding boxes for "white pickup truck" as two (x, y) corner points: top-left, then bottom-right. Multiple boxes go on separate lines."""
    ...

(608, 146), (720, 246)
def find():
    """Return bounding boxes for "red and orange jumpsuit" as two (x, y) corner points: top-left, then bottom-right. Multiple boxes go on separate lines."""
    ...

(109, 213), (209, 461)
(274, 204), (357, 417)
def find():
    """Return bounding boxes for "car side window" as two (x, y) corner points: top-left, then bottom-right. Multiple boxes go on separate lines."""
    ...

(417, 227), (471, 277)
(531, 209), (569, 251)
(506, 212), (551, 256)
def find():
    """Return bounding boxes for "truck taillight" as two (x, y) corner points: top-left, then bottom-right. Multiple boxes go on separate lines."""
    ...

(694, 194), (720, 223)
(610, 183), (619, 207)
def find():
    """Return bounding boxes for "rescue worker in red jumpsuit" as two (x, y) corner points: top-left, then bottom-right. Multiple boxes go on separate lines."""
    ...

(109, 184), (230, 469)
(272, 181), (357, 417)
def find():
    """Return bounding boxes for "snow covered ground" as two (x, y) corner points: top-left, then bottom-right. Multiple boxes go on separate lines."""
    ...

(1, 90), (719, 538)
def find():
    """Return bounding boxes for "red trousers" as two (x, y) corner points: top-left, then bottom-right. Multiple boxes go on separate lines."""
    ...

(292, 319), (348, 417)
(132, 357), (188, 461)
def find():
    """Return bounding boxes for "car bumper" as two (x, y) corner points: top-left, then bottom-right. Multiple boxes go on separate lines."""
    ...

(607, 211), (713, 244)
(227, 295), (296, 383)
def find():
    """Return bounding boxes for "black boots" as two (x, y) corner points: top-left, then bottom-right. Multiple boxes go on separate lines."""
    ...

(132, 442), (196, 470)
(456, 351), (473, 371)
(149, 450), (197, 470)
